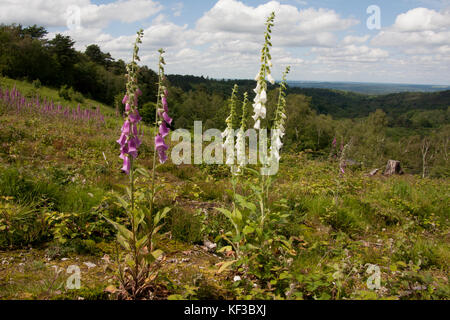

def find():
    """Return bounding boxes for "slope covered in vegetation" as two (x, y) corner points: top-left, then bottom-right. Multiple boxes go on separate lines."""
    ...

(0, 78), (448, 300)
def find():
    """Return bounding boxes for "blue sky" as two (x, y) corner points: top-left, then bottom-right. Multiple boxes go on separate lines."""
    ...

(1, 0), (449, 84)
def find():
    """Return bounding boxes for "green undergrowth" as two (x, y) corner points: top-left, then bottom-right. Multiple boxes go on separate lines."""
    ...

(0, 82), (448, 300)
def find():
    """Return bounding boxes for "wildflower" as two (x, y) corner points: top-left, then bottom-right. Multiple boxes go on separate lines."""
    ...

(153, 49), (173, 164)
(252, 12), (275, 130)
(155, 134), (169, 164)
(117, 30), (144, 174)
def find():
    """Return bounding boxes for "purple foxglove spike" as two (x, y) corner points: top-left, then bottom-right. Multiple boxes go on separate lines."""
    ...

(159, 122), (169, 138)
(136, 88), (142, 96)
(122, 95), (128, 105)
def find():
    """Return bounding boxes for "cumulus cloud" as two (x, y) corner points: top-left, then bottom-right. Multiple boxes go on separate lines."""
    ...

(372, 8), (450, 49)
(0, 0), (163, 28)
(196, 0), (358, 47)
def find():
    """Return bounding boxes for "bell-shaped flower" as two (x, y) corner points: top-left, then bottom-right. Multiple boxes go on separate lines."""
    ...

(159, 122), (169, 138)
(267, 73), (275, 85)
(254, 119), (261, 130)
(129, 110), (142, 123)
(121, 155), (130, 175)
(155, 134), (169, 164)
(162, 112), (172, 125)
(121, 121), (131, 135)
(162, 96), (169, 113)
(122, 95), (128, 105)
(128, 138), (138, 159)
(260, 89), (267, 104)
(117, 133), (127, 147)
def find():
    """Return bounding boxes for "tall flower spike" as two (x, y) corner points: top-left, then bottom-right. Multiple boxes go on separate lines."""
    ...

(252, 11), (275, 130)
(236, 92), (249, 172)
(222, 84), (239, 167)
(154, 49), (173, 164)
(117, 29), (144, 174)
(269, 66), (290, 164)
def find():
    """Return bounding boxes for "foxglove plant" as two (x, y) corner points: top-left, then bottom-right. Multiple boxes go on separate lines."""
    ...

(217, 13), (296, 292)
(0, 86), (105, 124)
(153, 49), (173, 165)
(252, 11), (275, 131)
(117, 30), (144, 175)
(104, 31), (171, 300)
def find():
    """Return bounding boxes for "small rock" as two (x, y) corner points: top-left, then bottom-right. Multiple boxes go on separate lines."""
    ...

(233, 276), (241, 282)
(203, 240), (217, 252)
(181, 258), (190, 263)
(61, 258), (69, 261)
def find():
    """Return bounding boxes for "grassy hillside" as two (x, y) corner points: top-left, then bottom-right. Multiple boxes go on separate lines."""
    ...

(0, 76), (115, 116)
(0, 81), (448, 300)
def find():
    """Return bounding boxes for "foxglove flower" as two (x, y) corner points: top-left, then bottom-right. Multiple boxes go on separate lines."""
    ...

(155, 134), (169, 164)
(154, 51), (173, 165)
(117, 90), (143, 173)
(252, 13), (275, 130)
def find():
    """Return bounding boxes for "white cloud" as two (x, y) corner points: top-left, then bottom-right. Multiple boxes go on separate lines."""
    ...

(342, 35), (370, 45)
(312, 45), (389, 63)
(372, 8), (450, 49)
(172, 2), (183, 17)
(0, 0), (163, 28)
(394, 7), (450, 31)
(196, 0), (358, 47)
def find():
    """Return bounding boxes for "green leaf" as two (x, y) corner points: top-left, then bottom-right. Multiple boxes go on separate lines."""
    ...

(243, 225), (255, 235)
(217, 246), (232, 253)
(151, 249), (164, 260)
(217, 260), (237, 274)
(115, 195), (129, 209)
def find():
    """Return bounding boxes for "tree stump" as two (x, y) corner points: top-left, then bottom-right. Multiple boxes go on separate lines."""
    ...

(384, 160), (404, 176)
